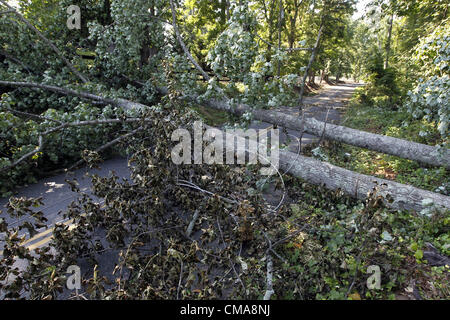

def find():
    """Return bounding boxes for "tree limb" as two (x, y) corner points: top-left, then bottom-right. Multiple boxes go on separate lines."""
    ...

(0, 80), (150, 111)
(185, 210), (199, 238)
(263, 254), (274, 300)
(1, 135), (44, 173)
(169, 0), (211, 82)
(67, 126), (144, 171)
(0, 0), (88, 83)
(0, 115), (151, 173)
(0, 9), (13, 15)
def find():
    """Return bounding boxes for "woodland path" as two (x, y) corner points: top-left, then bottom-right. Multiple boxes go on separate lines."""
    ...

(0, 81), (362, 254)
(247, 81), (364, 151)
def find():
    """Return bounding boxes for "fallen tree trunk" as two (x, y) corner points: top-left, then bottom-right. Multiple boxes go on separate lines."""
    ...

(2, 80), (449, 169)
(1, 81), (449, 212)
(278, 149), (449, 212)
(224, 127), (450, 213)
(176, 92), (450, 169)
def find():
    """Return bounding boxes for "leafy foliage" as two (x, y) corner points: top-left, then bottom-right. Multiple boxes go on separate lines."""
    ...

(404, 21), (450, 140)
(1, 99), (448, 299)
(0, 94), (140, 196)
(0, 0), (448, 301)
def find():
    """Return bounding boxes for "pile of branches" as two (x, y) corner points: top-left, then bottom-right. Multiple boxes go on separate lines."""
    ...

(3, 99), (444, 300)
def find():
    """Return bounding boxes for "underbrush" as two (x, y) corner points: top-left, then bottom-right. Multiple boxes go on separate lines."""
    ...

(279, 178), (449, 300)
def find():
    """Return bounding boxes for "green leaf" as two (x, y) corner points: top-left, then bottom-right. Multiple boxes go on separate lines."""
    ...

(414, 249), (423, 260)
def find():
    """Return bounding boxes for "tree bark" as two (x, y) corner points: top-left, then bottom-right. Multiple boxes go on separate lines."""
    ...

(384, 13), (394, 70)
(298, 25), (323, 110)
(278, 149), (450, 213)
(224, 125), (450, 213)
(2, 80), (449, 169)
(0, 81), (150, 112)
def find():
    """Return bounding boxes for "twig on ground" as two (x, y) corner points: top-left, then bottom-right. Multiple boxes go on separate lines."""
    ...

(176, 260), (184, 300)
(263, 254), (274, 300)
(186, 210), (199, 237)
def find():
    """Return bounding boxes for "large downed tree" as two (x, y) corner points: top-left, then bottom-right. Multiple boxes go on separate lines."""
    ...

(1, 80), (448, 213)
(2, 80), (448, 170)
(176, 91), (450, 169)
(1, 0), (449, 302)
(225, 126), (450, 213)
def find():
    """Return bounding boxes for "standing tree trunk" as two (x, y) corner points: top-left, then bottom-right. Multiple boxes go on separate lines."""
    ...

(102, 0), (112, 25)
(384, 13), (394, 69)
(298, 24), (323, 110)
(335, 65), (341, 83)
(277, 0), (284, 76)
(287, 0), (301, 49)
(267, 0), (277, 55)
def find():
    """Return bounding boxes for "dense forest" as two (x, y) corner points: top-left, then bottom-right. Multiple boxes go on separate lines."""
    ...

(0, 0), (448, 300)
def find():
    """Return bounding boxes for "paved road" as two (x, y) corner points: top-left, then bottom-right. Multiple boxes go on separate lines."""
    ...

(0, 157), (132, 296)
(0, 157), (132, 251)
(0, 81), (361, 257)
(248, 81), (363, 151)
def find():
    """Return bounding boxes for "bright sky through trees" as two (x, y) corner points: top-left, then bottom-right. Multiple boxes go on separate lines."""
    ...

(353, 0), (371, 19)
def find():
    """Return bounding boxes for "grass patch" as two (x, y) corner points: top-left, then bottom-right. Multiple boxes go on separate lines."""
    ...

(322, 98), (449, 194)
